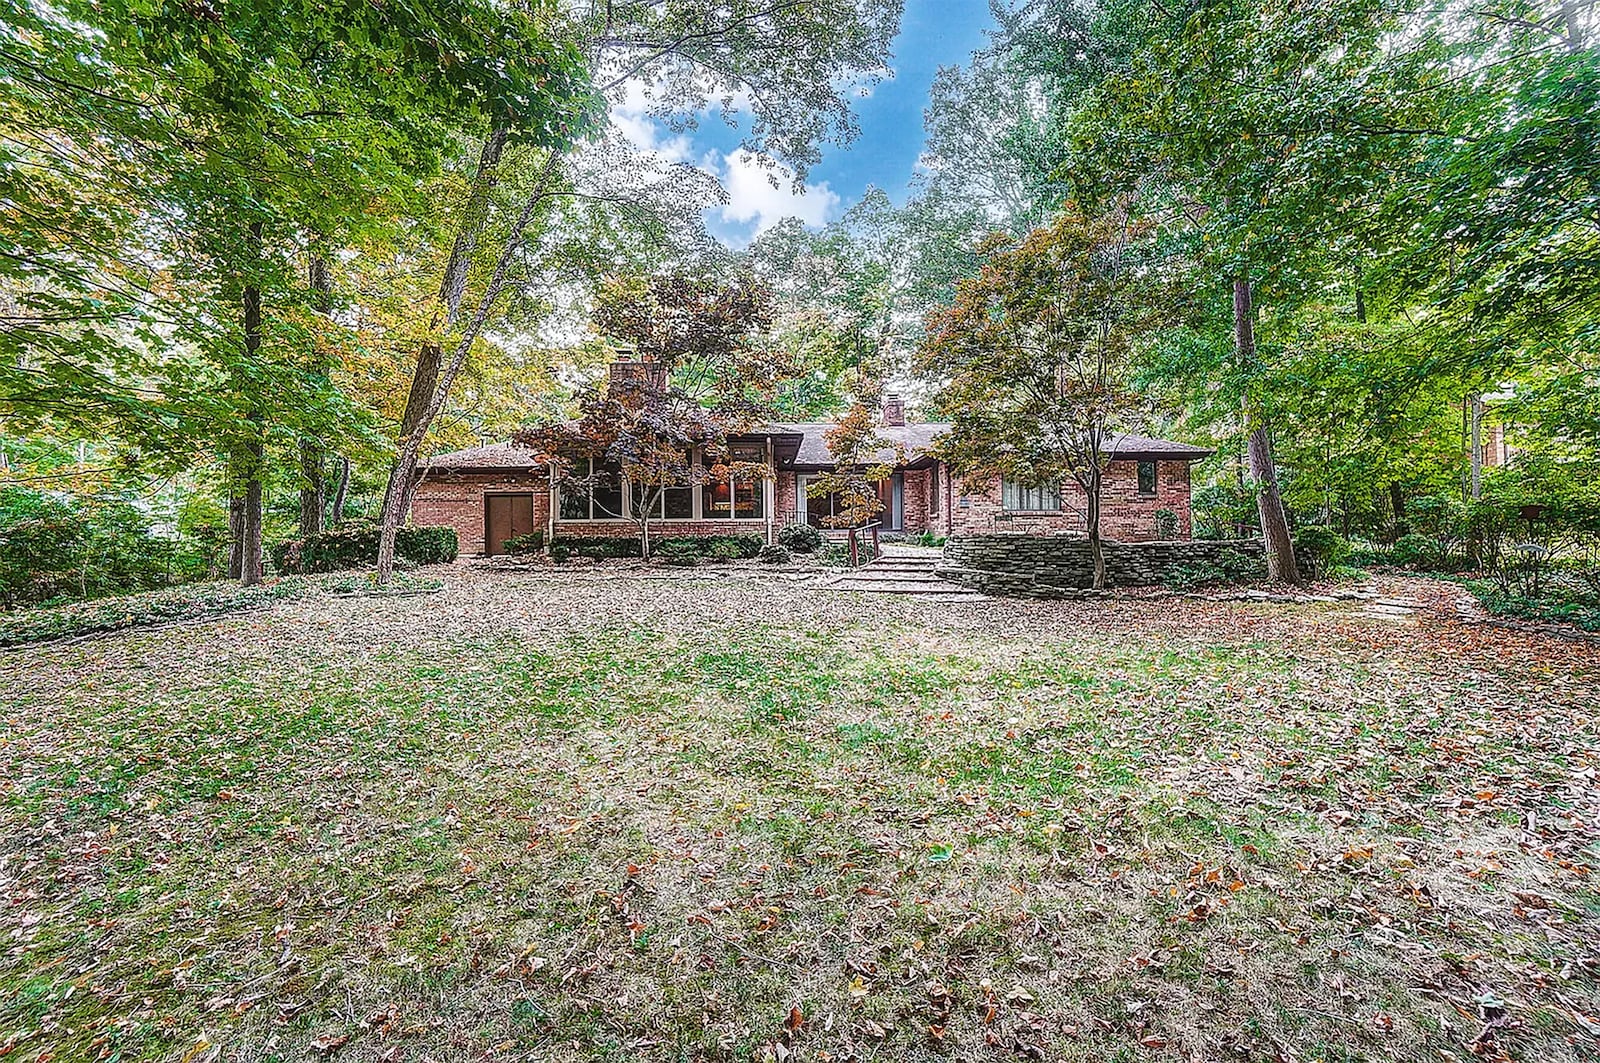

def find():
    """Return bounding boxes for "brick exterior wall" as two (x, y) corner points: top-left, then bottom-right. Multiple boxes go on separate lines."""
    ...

(412, 462), (1197, 554)
(411, 470), (551, 556)
(412, 469), (801, 554)
(945, 460), (1193, 542)
(903, 468), (933, 534)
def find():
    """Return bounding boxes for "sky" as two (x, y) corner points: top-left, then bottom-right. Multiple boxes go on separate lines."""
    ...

(611, 0), (998, 247)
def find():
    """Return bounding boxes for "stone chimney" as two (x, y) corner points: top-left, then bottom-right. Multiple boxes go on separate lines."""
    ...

(882, 392), (906, 427)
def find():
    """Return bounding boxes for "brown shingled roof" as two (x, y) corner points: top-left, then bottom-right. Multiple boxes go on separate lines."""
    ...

(417, 442), (541, 471)
(764, 423), (1211, 467)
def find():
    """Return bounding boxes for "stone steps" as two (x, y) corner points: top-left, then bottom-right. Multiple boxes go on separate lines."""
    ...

(825, 551), (985, 598)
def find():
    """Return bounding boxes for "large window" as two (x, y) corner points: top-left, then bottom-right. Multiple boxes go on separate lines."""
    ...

(1136, 460), (1157, 496)
(1001, 478), (1060, 512)
(560, 457), (626, 521)
(703, 444), (765, 520)
(632, 451), (695, 520)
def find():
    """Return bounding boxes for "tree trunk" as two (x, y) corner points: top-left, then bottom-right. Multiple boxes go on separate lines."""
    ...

(241, 441), (264, 585)
(377, 149), (563, 583)
(1389, 481), (1407, 536)
(1468, 393), (1484, 500)
(228, 488), (245, 579)
(1233, 275), (1300, 584)
(379, 127), (509, 525)
(330, 455), (350, 526)
(239, 222), (266, 587)
(299, 252), (333, 537)
(1086, 468), (1106, 590)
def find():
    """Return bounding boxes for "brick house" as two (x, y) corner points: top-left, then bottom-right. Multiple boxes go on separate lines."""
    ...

(410, 390), (1212, 556)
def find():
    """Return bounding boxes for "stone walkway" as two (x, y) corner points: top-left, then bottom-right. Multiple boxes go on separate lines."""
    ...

(823, 545), (986, 600)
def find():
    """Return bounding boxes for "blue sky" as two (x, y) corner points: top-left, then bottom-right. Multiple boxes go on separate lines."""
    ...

(611, 0), (998, 245)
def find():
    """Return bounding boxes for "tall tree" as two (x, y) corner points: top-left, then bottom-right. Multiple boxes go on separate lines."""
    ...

(374, 0), (905, 582)
(921, 207), (1167, 588)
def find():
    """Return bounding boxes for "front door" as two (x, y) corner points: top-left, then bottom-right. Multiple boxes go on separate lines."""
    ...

(485, 493), (535, 555)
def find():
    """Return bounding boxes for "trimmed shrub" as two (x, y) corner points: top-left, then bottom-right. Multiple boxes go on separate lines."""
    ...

(657, 540), (701, 566)
(1293, 525), (1349, 579)
(1389, 533), (1439, 570)
(272, 524), (458, 574)
(503, 530), (545, 555)
(757, 544), (791, 564)
(1154, 509), (1180, 541)
(709, 539), (745, 562)
(777, 522), (824, 554)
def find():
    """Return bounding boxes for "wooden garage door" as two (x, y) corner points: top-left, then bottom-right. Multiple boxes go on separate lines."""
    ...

(485, 494), (536, 556)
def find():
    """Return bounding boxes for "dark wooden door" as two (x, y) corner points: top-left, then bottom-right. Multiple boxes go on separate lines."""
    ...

(485, 494), (535, 555)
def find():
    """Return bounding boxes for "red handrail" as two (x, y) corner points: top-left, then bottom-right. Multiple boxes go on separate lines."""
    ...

(846, 522), (882, 568)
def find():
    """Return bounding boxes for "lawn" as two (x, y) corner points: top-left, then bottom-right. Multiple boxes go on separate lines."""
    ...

(2, 570), (1597, 1062)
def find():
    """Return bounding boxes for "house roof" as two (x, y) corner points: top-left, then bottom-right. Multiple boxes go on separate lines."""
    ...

(416, 426), (1212, 473)
(762, 423), (1212, 468)
(762, 422), (949, 469)
(417, 442), (538, 471)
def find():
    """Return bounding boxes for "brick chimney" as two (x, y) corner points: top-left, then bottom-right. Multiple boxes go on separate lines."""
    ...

(606, 345), (667, 396)
(882, 392), (905, 427)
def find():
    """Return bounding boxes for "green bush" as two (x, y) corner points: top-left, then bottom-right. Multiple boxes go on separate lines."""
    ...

(1162, 549), (1261, 592)
(757, 544), (791, 564)
(0, 486), (206, 609)
(503, 530), (544, 554)
(272, 524), (458, 573)
(545, 536), (644, 562)
(1468, 581), (1600, 632)
(1154, 508), (1180, 541)
(1389, 533), (1440, 570)
(0, 578), (307, 647)
(1192, 482), (1256, 540)
(777, 522), (824, 554)
(657, 540), (701, 566)
(1293, 525), (1349, 579)
(911, 532), (947, 548)
(658, 534), (763, 561)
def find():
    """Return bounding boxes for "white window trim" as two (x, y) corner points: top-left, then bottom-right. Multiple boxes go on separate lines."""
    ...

(701, 443), (769, 522)
(1000, 477), (1062, 513)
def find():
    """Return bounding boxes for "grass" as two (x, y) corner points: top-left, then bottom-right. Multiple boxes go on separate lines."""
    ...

(1, 571), (1597, 1062)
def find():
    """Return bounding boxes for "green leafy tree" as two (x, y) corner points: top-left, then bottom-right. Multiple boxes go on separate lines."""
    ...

(920, 206), (1169, 588)
(375, 0), (905, 581)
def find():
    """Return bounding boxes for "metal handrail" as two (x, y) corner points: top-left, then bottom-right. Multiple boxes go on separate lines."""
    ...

(846, 521), (882, 568)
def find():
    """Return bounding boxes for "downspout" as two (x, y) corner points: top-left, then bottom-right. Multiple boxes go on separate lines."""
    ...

(546, 462), (556, 550)
(765, 437), (775, 545)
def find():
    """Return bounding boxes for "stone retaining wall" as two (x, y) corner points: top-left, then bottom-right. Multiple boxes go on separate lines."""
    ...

(936, 535), (1294, 597)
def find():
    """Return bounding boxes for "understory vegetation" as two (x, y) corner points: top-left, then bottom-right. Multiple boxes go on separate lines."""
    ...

(3, 573), (1595, 1062)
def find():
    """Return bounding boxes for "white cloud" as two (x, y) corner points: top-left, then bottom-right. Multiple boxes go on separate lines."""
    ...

(606, 80), (841, 245)
(717, 150), (840, 235)
(609, 82), (695, 163)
